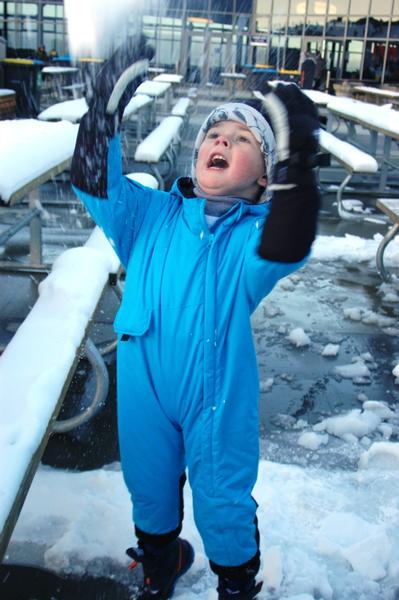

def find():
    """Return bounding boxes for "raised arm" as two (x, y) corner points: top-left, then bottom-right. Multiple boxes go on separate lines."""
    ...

(257, 83), (321, 263)
(71, 34), (154, 199)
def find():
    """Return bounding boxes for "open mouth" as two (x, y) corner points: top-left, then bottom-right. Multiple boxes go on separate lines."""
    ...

(207, 154), (229, 169)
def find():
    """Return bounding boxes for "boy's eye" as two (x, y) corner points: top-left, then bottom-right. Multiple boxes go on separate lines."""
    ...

(207, 131), (218, 139)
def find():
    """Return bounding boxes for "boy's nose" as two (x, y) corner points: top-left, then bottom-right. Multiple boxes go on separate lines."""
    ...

(215, 136), (229, 147)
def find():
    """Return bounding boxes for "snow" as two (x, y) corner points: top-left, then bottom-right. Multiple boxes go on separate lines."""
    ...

(38, 97), (88, 123)
(38, 93), (153, 123)
(41, 66), (79, 75)
(0, 227), (119, 537)
(0, 119), (79, 203)
(353, 86), (399, 99)
(318, 129), (378, 173)
(134, 116), (183, 162)
(153, 73), (184, 84)
(135, 79), (171, 97)
(321, 343), (340, 357)
(1, 121), (399, 598)
(7, 450), (399, 599)
(0, 88), (16, 96)
(327, 97), (399, 137)
(287, 327), (311, 347)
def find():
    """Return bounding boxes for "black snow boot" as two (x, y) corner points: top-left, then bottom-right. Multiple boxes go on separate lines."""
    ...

(126, 537), (194, 599)
(217, 575), (263, 599)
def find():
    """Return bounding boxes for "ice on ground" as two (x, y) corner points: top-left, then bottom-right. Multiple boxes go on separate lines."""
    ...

(361, 400), (396, 420)
(287, 328), (311, 347)
(298, 431), (329, 450)
(321, 343), (340, 357)
(314, 409), (381, 442)
(334, 359), (371, 380)
(260, 377), (274, 392)
(343, 306), (397, 329)
(359, 441), (399, 470)
(262, 545), (283, 592)
(317, 512), (391, 581)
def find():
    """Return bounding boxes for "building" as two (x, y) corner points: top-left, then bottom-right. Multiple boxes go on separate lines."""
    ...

(0, 0), (398, 85)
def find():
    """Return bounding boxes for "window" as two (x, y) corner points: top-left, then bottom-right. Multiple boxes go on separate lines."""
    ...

(271, 15), (286, 34)
(307, 0), (329, 14)
(347, 16), (366, 37)
(272, 0), (289, 16)
(329, 0), (349, 13)
(256, 0), (272, 14)
(20, 3), (38, 16)
(370, 0), (392, 16)
(343, 39), (363, 77)
(288, 16), (304, 36)
(368, 17), (389, 38)
(362, 40), (385, 81)
(285, 34), (301, 69)
(187, 0), (209, 10)
(43, 5), (64, 19)
(305, 14), (325, 35)
(385, 42), (399, 82)
(4, 2), (15, 14)
(349, 0), (370, 14)
(325, 15), (346, 36)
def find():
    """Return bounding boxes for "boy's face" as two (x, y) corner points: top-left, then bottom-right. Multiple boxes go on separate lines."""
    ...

(195, 120), (267, 201)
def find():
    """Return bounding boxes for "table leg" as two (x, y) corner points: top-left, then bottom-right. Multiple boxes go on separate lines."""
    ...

(379, 136), (392, 192)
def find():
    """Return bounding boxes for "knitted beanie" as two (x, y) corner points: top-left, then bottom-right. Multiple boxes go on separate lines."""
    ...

(192, 102), (277, 200)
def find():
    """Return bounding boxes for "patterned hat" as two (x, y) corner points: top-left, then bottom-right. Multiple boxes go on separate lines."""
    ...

(192, 102), (276, 199)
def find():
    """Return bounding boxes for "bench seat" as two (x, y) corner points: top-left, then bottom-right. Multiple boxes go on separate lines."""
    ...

(134, 116), (183, 189)
(318, 129), (379, 219)
(171, 97), (192, 119)
(125, 172), (159, 189)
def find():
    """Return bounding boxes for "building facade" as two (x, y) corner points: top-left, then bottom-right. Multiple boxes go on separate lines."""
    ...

(1, 0), (399, 85)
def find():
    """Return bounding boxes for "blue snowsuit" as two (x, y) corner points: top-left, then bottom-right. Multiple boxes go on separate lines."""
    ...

(73, 134), (306, 568)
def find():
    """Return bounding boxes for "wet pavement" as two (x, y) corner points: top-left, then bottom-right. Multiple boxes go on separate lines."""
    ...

(1, 87), (399, 598)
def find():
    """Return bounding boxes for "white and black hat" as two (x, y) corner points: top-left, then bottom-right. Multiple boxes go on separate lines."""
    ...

(192, 102), (277, 199)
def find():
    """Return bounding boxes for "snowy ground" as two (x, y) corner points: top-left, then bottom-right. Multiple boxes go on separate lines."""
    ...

(5, 441), (399, 600)
(4, 233), (399, 599)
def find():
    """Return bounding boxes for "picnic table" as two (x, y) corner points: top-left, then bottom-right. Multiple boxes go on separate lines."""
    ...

(135, 79), (172, 115)
(220, 72), (247, 97)
(153, 73), (183, 85)
(326, 97), (399, 191)
(0, 119), (78, 267)
(38, 93), (153, 137)
(352, 85), (399, 106)
(41, 66), (80, 101)
(0, 89), (16, 119)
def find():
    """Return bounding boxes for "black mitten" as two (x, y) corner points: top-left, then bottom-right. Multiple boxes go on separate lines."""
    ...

(71, 34), (154, 198)
(254, 84), (321, 263)
(260, 83), (320, 188)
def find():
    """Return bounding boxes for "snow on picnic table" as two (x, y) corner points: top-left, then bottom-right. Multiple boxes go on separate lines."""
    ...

(0, 119), (78, 203)
(327, 96), (399, 136)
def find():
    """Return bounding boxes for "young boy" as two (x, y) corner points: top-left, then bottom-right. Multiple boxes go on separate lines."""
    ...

(71, 36), (320, 600)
